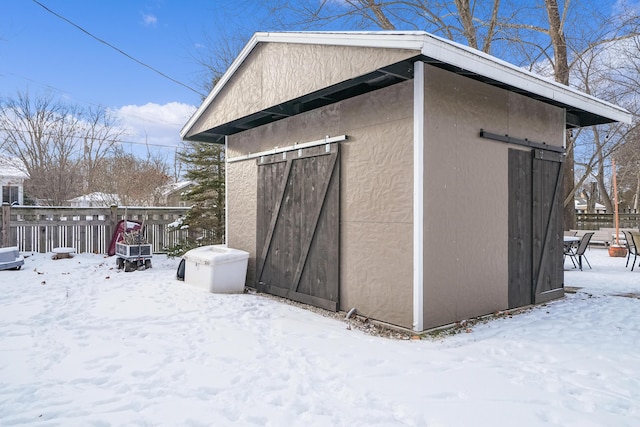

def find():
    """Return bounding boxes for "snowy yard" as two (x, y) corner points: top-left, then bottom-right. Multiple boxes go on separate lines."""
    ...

(0, 247), (639, 426)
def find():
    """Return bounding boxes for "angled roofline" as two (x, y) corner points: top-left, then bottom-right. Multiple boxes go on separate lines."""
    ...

(414, 31), (631, 125)
(181, 31), (632, 141)
(0, 156), (30, 180)
(160, 180), (194, 196)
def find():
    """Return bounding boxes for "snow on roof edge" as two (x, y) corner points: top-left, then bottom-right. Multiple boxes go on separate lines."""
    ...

(0, 156), (29, 179)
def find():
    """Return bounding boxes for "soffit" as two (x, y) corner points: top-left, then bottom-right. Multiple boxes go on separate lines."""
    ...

(181, 32), (632, 144)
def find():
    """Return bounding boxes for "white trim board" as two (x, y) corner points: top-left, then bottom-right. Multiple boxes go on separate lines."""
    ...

(227, 135), (347, 163)
(413, 60), (425, 332)
(181, 31), (631, 141)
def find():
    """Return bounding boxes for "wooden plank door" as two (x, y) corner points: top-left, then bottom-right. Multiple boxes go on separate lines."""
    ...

(531, 149), (564, 303)
(508, 148), (564, 308)
(256, 144), (340, 311)
(508, 149), (533, 308)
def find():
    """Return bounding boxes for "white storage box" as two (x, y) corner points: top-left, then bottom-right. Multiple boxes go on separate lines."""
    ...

(183, 245), (249, 293)
(0, 246), (24, 270)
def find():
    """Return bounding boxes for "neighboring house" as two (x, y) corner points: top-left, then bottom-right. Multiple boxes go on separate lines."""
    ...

(575, 198), (606, 213)
(156, 181), (194, 207)
(181, 31), (631, 332)
(0, 156), (29, 205)
(68, 192), (120, 208)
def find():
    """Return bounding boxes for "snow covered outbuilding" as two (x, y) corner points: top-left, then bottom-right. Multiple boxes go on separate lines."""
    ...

(181, 31), (631, 331)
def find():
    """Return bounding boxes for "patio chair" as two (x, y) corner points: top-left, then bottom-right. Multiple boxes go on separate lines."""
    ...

(625, 231), (640, 271)
(563, 238), (578, 268)
(623, 230), (634, 268)
(567, 232), (594, 271)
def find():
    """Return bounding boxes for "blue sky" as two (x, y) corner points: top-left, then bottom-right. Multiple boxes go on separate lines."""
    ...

(0, 0), (271, 152)
(0, 0), (633, 155)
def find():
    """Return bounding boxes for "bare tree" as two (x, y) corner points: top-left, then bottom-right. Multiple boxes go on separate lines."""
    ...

(517, 1), (640, 226)
(81, 106), (125, 193)
(259, 0), (504, 51)
(255, 0), (640, 228)
(0, 91), (84, 205)
(617, 131), (640, 211)
(606, 35), (640, 212)
(192, 29), (249, 95)
(90, 146), (171, 206)
(565, 25), (640, 215)
(193, 1), (639, 229)
(0, 91), (147, 206)
(612, 100), (640, 212)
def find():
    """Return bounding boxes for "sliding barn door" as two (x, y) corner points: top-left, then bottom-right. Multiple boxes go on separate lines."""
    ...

(531, 149), (564, 303)
(508, 149), (533, 308)
(508, 148), (564, 308)
(256, 144), (340, 311)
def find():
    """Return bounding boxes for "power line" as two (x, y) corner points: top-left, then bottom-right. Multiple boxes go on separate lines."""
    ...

(0, 71), (190, 128)
(0, 127), (184, 150)
(31, 0), (207, 98)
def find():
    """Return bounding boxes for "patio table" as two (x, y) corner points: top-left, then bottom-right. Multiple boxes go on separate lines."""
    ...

(563, 236), (580, 268)
(563, 236), (579, 249)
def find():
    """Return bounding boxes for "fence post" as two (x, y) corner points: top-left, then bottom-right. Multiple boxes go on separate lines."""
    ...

(1, 204), (10, 247)
(3, 205), (189, 254)
(39, 211), (47, 253)
(107, 205), (118, 253)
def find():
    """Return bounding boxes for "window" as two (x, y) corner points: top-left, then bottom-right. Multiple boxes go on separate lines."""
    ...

(2, 186), (19, 204)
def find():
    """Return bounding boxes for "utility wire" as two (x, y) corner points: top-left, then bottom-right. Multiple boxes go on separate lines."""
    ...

(0, 71), (191, 128)
(31, 0), (207, 98)
(0, 127), (184, 150)
(0, 74), (190, 130)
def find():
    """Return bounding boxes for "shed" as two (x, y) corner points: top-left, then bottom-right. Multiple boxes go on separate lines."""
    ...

(181, 31), (632, 332)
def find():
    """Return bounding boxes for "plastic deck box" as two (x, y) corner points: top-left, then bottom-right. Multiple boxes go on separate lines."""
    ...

(182, 245), (249, 293)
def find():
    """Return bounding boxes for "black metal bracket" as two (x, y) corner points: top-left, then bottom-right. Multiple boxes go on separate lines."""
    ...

(479, 129), (566, 154)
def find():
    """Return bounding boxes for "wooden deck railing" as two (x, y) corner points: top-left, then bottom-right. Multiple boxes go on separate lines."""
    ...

(575, 213), (640, 230)
(1, 205), (191, 254)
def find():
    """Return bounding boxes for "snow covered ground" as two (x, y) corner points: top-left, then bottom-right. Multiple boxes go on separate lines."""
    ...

(0, 247), (638, 426)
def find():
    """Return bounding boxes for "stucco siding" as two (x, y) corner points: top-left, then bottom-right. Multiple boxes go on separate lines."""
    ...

(422, 64), (564, 329)
(227, 81), (414, 328)
(507, 91), (565, 145)
(226, 159), (258, 284)
(187, 43), (417, 139)
(339, 83), (414, 327)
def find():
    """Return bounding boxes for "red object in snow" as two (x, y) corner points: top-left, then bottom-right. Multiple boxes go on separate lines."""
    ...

(107, 220), (142, 256)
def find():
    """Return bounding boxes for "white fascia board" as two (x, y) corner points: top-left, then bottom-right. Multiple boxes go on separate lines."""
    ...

(253, 31), (427, 50)
(263, 31), (633, 124)
(180, 33), (263, 139)
(419, 33), (633, 125)
(180, 31), (426, 139)
(182, 31), (632, 140)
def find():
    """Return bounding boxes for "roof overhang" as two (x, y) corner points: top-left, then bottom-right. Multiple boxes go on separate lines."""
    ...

(181, 31), (633, 144)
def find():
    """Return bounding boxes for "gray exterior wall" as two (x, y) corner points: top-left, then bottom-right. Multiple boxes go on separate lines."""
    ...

(228, 80), (415, 329)
(421, 64), (565, 329)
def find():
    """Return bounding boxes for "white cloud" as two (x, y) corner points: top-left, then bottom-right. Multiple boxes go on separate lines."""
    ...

(142, 13), (158, 26)
(112, 102), (196, 154)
